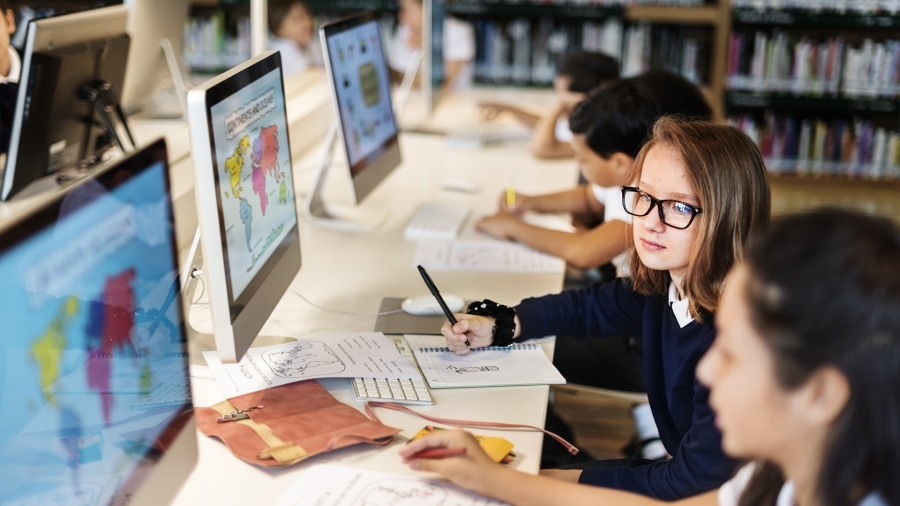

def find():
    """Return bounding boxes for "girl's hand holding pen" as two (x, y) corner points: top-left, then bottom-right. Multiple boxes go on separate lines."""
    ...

(399, 428), (502, 494)
(441, 314), (496, 355)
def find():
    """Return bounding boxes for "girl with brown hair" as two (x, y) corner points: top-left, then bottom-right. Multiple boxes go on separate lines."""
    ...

(403, 209), (898, 506)
(432, 117), (772, 499)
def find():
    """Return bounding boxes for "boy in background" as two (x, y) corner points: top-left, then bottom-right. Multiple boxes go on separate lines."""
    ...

(479, 51), (620, 160)
(268, 0), (323, 78)
(477, 70), (713, 277)
(389, 0), (475, 91)
(0, 0), (18, 153)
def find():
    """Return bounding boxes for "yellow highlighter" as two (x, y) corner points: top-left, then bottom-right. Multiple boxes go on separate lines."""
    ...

(506, 180), (516, 209)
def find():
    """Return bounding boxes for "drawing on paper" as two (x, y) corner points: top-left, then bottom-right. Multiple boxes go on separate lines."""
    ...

(351, 479), (447, 506)
(447, 365), (499, 374)
(262, 341), (346, 378)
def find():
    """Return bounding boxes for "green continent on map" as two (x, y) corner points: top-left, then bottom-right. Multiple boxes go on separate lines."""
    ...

(31, 297), (79, 404)
(246, 224), (284, 272)
(225, 136), (250, 199)
(279, 179), (287, 204)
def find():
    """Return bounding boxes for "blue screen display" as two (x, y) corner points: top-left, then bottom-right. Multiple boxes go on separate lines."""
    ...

(0, 161), (191, 505)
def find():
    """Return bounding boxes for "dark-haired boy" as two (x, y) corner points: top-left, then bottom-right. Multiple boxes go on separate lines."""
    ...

(478, 70), (711, 273)
(0, 0), (18, 153)
(479, 51), (620, 159)
(268, 0), (322, 78)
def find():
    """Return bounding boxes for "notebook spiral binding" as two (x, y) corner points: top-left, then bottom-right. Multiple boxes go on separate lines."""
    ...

(418, 344), (538, 353)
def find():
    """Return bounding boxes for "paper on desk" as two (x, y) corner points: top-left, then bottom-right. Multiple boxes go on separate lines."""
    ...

(275, 464), (509, 506)
(414, 240), (565, 274)
(203, 333), (422, 397)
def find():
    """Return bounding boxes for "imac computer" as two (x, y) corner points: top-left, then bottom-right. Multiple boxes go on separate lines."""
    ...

(309, 11), (402, 230)
(0, 6), (135, 201)
(121, 0), (191, 118)
(186, 51), (302, 363)
(0, 138), (197, 506)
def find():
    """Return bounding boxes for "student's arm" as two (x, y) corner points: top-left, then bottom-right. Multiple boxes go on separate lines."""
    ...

(529, 101), (574, 159)
(505, 185), (603, 216)
(442, 60), (467, 92)
(399, 429), (719, 506)
(476, 216), (628, 270)
(577, 377), (738, 499)
(441, 278), (645, 354)
(477, 102), (542, 128)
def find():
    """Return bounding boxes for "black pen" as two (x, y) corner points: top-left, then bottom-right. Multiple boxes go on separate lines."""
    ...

(417, 265), (470, 348)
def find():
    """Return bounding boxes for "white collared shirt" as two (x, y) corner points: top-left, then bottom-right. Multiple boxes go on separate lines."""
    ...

(668, 282), (694, 328)
(0, 46), (20, 84)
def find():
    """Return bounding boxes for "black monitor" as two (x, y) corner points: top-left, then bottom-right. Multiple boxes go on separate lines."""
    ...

(0, 6), (132, 201)
(0, 138), (197, 505)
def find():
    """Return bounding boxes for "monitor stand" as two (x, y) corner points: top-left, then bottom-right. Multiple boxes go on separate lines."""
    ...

(178, 230), (296, 367)
(303, 125), (388, 231)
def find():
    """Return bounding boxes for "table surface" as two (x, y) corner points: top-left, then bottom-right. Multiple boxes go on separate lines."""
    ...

(170, 87), (575, 503)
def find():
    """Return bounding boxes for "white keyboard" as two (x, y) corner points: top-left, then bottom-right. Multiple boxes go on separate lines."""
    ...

(403, 202), (470, 240)
(131, 381), (192, 410)
(352, 337), (433, 405)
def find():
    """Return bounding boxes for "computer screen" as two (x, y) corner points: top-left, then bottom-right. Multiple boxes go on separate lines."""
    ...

(0, 139), (194, 505)
(321, 11), (401, 205)
(0, 6), (130, 201)
(121, 0), (190, 118)
(187, 51), (302, 363)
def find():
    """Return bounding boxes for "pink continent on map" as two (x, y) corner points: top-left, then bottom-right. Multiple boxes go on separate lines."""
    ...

(250, 125), (280, 216)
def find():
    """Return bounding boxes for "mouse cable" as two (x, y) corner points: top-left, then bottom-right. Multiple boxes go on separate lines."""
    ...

(289, 291), (403, 317)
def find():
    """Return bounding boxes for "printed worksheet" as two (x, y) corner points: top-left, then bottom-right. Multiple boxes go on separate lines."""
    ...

(203, 333), (421, 397)
(414, 240), (565, 274)
(275, 464), (509, 506)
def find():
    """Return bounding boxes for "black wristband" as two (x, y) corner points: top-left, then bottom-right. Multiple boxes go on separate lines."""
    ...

(466, 299), (516, 347)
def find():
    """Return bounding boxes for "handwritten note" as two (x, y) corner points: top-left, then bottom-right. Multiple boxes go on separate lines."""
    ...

(203, 333), (422, 397)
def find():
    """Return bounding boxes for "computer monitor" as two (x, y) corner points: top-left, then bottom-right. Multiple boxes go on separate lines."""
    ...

(307, 10), (401, 230)
(121, 0), (191, 118)
(0, 138), (197, 505)
(0, 6), (133, 201)
(186, 51), (302, 363)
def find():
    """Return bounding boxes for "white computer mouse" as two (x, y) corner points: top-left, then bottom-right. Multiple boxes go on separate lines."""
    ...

(439, 178), (480, 194)
(401, 294), (465, 316)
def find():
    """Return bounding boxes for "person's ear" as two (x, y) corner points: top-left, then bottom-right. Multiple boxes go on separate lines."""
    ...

(5, 10), (15, 36)
(796, 366), (850, 427)
(609, 153), (635, 178)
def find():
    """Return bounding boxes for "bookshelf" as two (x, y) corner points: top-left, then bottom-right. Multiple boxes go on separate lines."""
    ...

(724, 2), (900, 219)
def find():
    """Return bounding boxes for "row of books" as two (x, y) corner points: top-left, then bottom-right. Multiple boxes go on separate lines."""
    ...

(472, 18), (708, 86)
(731, 0), (900, 12)
(727, 31), (900, 98)
(730, 113), (900, 178)
(182, 11), (251, 73)
(452, 0), (704, 7)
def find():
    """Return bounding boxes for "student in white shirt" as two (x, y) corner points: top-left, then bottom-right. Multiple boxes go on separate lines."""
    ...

(401, 210), (898, 506)
(478, 51), (619, 160)
(0, 0), (18, 153)
(388, 0), (475, 91)
(267, 0), (323, 78)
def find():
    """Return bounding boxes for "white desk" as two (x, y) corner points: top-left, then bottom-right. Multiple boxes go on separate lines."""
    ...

(166, 83), (575, 504)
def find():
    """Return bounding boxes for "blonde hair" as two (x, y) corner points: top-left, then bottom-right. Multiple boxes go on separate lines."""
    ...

(628, 117), (771, 319)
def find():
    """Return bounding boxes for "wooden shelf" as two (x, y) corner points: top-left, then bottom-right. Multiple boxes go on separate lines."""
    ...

(726, 92), (900, 115)
(732, 8), (900, 29)
(768, 173), (900, 221)
(625, 5), (723, 25)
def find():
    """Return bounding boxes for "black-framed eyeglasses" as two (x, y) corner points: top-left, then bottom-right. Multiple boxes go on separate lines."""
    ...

(621, 186), (702, 230)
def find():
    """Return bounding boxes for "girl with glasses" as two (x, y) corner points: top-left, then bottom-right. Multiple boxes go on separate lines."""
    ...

(435, 117), (771, 499)
(404, 210), (898, 506)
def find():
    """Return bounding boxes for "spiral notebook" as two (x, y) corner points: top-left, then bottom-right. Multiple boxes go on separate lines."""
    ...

(404, 334), (566, 389)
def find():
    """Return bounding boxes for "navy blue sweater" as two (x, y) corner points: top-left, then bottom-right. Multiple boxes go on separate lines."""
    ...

(516, 278), (737, 500)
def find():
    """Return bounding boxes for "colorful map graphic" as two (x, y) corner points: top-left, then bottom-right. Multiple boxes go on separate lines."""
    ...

(224, 136), (250, 199)
(220, 122), (292, 273)
(30, 297), (79, 405)
(250, 125), (280, 216)
(84, 268), (137, 425)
